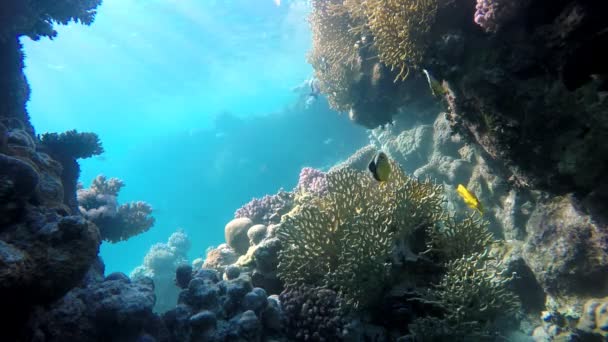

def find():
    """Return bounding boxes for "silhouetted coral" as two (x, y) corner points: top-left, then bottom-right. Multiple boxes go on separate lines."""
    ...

(280, 285), (346, 341)
(39, 130), (103, 211)
(78, 175), (154, 243)
(0, 0), (102, 41)
(40, 130), (103, 159)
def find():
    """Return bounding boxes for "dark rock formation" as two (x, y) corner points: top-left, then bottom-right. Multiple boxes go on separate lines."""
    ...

(433, 0), (608, 211)
(29, 273), (162, 341)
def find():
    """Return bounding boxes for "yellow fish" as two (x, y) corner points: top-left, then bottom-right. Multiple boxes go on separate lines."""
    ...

(456, 184), (483, 215)
(368, 151), (391, 182)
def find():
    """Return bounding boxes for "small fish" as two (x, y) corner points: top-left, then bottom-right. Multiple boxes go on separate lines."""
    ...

(368, 151), (391, 182)
(456, 184), (484, 215)
(422, 69), (445, 97)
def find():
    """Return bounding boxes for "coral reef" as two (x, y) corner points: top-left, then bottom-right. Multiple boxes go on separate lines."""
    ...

(78, 174), (155, 242)
(131, 229), (191, 313)
(522, 195), (608, 297)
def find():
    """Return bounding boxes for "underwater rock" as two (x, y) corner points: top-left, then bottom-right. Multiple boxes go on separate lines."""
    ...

(523, 195), (608, 296)
(175, 264), (193, 289)
(492, 241), (545, 313)
(384, 124), (434, 172)
(30, 276), (160, 341)
(243, 288), (268, 314)
(225, 217), (254, 255)
(190, 310), (217, 337)
(224, 265), (241, 280)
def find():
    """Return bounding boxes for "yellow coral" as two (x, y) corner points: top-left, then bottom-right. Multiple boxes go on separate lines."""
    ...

(277, 162), (444, 309)
(363, 0), (439, 81)
(308, 0), (366, 111)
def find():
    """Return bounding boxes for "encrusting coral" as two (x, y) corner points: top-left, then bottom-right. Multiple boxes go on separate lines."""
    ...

(77, 174), (154, 243)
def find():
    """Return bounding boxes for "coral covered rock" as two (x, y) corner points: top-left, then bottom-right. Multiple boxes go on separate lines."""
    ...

(523, 195), (608, 296)
(29, 275), (160, 341)
(203, 243), (239, 272)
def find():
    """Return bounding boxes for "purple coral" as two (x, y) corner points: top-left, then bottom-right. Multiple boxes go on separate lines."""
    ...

(296, 167), (328, 197)
(234, 190), (294, 225)
(77, 175), (154, 243)
(474, 0), (527, 32)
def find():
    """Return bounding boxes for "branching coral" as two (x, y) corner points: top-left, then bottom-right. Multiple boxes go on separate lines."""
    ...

(356, 0), (439, 81)
(234, 190), (294, 226)
(295, 167), (328, 197)
(425, 213), (494, 261)
(411, 251), (519, 339)
(308, 0), (364, 112)
(474, 0), (528, 33)
(0, 0), (102, 41)
(78, 175), (154, 243)
(280, 285), (346, 341)
(277, 162), (444, 309)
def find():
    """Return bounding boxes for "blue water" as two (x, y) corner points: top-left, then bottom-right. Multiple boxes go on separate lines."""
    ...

(22, 0), (367, 274)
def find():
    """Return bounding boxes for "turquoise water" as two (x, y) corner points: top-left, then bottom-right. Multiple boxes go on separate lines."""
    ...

(22, 0), (367, 274)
